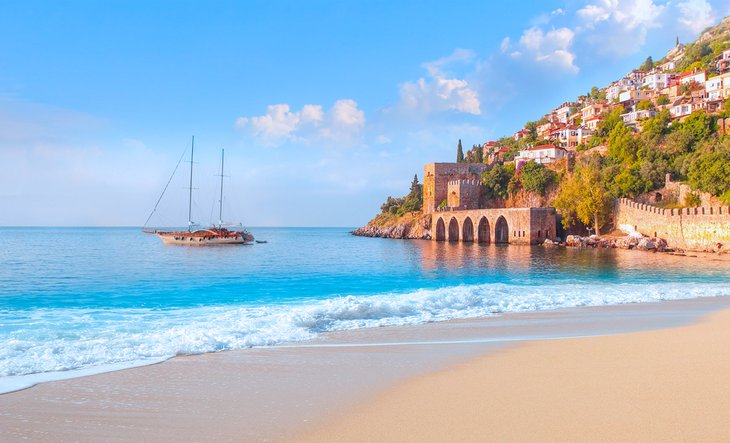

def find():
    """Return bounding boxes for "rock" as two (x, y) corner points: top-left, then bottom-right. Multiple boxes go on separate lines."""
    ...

(566, 235), (584, 247)
(636, 238), (657, 251)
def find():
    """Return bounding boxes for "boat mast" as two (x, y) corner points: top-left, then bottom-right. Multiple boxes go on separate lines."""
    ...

(218, 148), (225, 228)
(188, 136), (195, 232)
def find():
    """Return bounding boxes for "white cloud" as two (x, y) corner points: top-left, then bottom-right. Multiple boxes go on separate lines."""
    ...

(235, 100), (365, 145)
(375, 135), (392, 144)
(500, 37), (511, 53)
(677, 0), (714, 34)
(575, 0), (664, 55)
(577, 0), (664, 30)
(516, 26), (578, 73)
(397, 49), (481, 116)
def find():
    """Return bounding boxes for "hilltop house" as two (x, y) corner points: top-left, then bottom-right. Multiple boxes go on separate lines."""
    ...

(621, 109), (657, 128)
(548, 125), (592, 149)
(716, 49), (730, 73)
(678, 70), (706, 85)
(619, 89), (655, 107)
(514, 144), (570, 169)
(581, 103), (609, 120)
(642, 71), (676, 90)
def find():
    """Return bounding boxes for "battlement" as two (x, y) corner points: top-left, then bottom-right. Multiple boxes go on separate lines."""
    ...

(617, 198), (730, 217)
(424, 162), (489, 214)
(615, 198), (730, 251)
(447, 179), (482, 187)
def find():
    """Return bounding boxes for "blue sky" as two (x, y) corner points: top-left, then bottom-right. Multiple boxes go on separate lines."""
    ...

(1, 0), (727, 226)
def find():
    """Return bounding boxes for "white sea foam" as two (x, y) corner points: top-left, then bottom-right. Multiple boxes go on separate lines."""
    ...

(1, 281), (729, 393)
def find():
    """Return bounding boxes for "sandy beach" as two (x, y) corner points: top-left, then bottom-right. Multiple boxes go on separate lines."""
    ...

(0, 296), (729, 442)
(300, 304), (730, 442)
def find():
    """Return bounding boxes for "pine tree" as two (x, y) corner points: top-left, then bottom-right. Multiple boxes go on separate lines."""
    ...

(640, 56), (653, 71)
(409, 174), (419, 195)
(474, 144), (483, 163)
(456, 139), (464, 163)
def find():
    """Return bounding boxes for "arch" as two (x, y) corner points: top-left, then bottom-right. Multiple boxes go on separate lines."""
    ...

(477, 216), (490, 244)
(495, 216), (509, 244)
(462, 217), (474, 242)
(448, 217), (459, 242)
(435, 218), (446, 241)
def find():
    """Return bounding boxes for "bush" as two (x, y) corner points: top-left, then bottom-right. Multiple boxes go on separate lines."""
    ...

(481, 163), (515, 200)
(687, 148), (730, 197)
(519, 162), (558, 196)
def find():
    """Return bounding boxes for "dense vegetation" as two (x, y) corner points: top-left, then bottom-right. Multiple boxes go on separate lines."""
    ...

(378, 174), (423, 217)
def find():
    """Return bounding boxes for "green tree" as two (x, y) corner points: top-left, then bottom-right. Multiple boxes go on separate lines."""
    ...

(640, 56), (653, 71)
(456, 139), (464, 163)
(608, 123), (638, 164)
(595, 107), (625, 138)
(519, 162), (558, 196)
(554, 164), (612, 235)
(656, 94), (670, 106)
(481, 163), (515, 200)
(473, 144), (484, 163)
(636, 99), (654, 111)
(687, 148), (730, 199)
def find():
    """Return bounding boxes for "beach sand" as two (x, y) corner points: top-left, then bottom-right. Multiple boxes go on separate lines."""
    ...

(299, 306), (730, 442)
(1, 297), (729, 442)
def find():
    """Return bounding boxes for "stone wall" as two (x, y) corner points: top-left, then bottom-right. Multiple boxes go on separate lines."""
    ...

(639, 174), (720, 207)
(614, 198), (730, 251)
(446, 179), (482, 210)
(423, 163), (489, 214)
(431, 207), (557, 245)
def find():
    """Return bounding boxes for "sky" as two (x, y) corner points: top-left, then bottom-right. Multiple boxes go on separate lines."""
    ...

(1, 0), (728, 227)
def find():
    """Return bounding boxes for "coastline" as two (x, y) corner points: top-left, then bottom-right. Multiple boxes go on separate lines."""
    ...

(299, 303), (730, 442)
(2, 295), (730, 442)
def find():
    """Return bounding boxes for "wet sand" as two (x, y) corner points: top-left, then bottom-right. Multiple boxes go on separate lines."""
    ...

(1, 296), (729, 442)
(300, 303), (730, 442)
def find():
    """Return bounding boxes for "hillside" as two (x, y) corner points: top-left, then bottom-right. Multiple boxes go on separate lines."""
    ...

(356, 17), (730, 239)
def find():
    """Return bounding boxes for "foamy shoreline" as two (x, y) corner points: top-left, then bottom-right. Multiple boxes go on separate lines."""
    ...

(1, 296), (729, 442)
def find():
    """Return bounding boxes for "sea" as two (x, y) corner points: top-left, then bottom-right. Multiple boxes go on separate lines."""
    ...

(1, 226), (729, 393)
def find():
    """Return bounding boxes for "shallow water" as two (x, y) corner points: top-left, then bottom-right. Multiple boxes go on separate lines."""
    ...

(1, 227), (729, 390)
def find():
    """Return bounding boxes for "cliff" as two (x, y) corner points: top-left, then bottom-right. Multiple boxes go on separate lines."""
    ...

(352, 211), (431, 240)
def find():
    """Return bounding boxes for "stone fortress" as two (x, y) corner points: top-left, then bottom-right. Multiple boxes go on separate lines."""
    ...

(424, 163), (557, 245)
(425, 162), (730, 251)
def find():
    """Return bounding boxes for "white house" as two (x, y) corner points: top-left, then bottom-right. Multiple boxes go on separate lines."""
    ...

(706, 76), (724, 102)
(514, 144), (570, 168)
(642, 72), (676, 90)
(678, 70), (706, 85)
(621, 109), (656, 127)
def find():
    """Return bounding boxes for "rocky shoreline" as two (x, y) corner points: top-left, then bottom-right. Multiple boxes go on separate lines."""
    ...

(351, 224), (430, 240)
(545, 234), (727, 255)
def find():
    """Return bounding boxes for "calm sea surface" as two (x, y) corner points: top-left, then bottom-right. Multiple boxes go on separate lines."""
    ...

(1, 227), (729, 391)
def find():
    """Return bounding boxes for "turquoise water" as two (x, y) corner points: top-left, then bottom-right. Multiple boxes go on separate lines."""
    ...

(1, 227), (729, 391)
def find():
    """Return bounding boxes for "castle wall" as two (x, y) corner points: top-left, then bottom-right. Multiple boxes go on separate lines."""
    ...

(446, 179), (482, 210)
(431, 207), (557, 245)
(615, 198), (730, 251)
(424, 163), (489, 214)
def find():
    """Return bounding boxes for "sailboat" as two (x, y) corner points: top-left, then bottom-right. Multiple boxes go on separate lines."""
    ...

(144, 136), (254, 245)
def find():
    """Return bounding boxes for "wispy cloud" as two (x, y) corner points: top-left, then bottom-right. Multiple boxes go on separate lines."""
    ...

(396, 49), (481, 116)
(514, 26), (578, 73)
(677, 0), (714, 34)
(235, 99), (365, 146)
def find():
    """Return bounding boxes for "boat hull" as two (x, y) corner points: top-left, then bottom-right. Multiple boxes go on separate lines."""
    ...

(155, 230), (254, 246)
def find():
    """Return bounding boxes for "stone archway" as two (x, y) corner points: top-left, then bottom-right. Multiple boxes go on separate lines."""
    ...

(462, 217), (474, 242)
(477, 216), (490, 244)
(448, 217), (459, 242)
(435, 217), (446, 241)
(495, 215), (509, 243)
